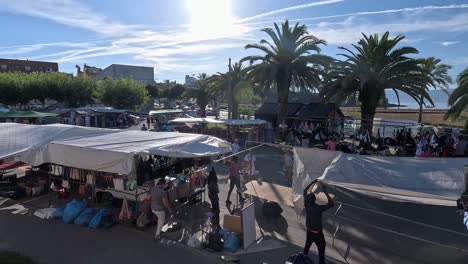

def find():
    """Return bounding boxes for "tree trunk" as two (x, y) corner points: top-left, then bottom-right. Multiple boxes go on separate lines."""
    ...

(232, 100), (239, 119)
(200, 106), (206, 117)
(200, 104), (207, 117)
(276, 75), (290, 126)
(418, 95), (423, 123)
(360, 103), (376, 135)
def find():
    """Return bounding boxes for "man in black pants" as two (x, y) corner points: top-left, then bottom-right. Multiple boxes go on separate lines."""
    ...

(303, 180), (334, 264)
(207, 167), (220, 225)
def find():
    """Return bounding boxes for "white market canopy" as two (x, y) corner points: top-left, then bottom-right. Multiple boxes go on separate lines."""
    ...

(0, 123), (231, 175)
(293, 147), (467, 207)
(170, 117), (267, 126)
(170, 117), (225, 124)
(149, 109), (184, 115)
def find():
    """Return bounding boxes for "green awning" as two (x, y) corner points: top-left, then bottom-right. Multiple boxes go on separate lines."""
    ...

(0, 111), (58, 119)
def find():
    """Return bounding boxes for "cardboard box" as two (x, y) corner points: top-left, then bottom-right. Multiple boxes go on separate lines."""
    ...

(223, 214), (242, 234)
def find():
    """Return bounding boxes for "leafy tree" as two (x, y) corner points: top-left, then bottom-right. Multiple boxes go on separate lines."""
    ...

(97, 78), (149, 110)
(447, 68), (468, 128)
(183, 74), (211, 117)
(0, 73), (24, 106)
(209, 62), (254, 119)
(0, 72), (96, 108)
(322, 32), (432, 133)
(241, 20), (329, 123)
(417, 57), (452, 122)
(63, 76), (96, 107)
(146, 84), (159, 99)
(168, 84), (186, 99)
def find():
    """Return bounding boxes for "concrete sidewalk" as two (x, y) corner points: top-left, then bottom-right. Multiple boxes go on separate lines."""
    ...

(1, 194), (333, 264)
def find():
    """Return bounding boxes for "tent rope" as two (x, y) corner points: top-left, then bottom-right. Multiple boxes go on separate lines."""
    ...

(335, 201), (468, 238)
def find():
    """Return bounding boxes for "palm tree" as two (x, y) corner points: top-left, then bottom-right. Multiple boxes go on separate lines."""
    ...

(241, 20), (329, 124)
(209, 62), (254, 119)
(322, 32), (433, 133)
(417, 57), (452, 123)
(183, 73), (211, 117)
(447, 68), (468, 128)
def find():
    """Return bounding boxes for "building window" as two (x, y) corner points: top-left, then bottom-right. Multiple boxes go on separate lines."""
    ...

(25, 66), (31, 72)
(0, 65), (6, 70)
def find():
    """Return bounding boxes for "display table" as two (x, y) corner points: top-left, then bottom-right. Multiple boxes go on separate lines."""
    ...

(95, 186), (150, 202)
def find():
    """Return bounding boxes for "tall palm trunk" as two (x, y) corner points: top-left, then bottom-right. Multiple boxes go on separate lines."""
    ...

(232, 101), (239, 119)
(360, 103), (376, 135)
(359, 88), (380, 135)
(277, 74), (291, 126)
(418, 95), (423, 123)
(200, 104), (207, 117)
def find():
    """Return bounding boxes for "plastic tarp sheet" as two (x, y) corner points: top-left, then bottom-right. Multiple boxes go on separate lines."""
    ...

(0, 110), (57, 118)
(170, 117), (225, 124)
(170, 118), (266, 126)
(0, 123), (231, 175)
(293, 147), (467, 207)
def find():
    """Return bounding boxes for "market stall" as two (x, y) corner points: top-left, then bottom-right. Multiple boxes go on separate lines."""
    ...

(0, 110), (58, 124)
(0, 123), (231, 228)
(170, 117), (268, 144)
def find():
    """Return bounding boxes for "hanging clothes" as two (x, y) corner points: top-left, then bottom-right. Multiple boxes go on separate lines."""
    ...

(302, 122), (309, 134)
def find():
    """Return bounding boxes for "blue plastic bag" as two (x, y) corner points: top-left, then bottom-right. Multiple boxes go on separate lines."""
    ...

(63, 199), (87, 224)
(219, 229), (228, 240)
(52, 207), (65, 219)
(223, 233), (240, 253)
(74, 208), (96, 226)
(89, 208), (109, 229)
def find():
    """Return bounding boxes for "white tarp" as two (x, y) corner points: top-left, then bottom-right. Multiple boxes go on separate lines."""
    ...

(293, 147), (467, 207)
(170, 118), (266, 126)
(170, 117), (224, 124)
(0, 123), (231, 175)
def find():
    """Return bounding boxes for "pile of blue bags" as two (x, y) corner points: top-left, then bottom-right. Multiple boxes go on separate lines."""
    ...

(219, 229), (240, 253)
(53, 199), (111, 229)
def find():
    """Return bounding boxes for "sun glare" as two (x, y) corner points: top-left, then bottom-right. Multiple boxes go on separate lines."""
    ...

(186, 0), (242, 38)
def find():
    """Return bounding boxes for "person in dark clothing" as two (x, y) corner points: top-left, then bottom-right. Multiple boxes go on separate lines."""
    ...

(207, 167), (220, 225)
(303, 179), (335, 264)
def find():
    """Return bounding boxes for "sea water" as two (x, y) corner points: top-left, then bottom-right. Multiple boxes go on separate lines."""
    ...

(385, 89), (453, 109)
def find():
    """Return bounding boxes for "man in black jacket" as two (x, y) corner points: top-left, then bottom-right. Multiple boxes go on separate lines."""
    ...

(207, 167), (220, 225)
(303, 179), (335, 264)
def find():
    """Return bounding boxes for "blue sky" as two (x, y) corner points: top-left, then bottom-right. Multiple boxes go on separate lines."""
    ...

(1, 0), (468, 84)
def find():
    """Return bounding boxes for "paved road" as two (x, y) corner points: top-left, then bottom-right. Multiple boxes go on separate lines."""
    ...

(228, 144), (468, 264)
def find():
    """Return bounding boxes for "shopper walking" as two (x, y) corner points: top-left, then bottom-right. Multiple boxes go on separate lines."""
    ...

(231, 139), (240, 154)
(207, 167), (220, 225)
(151, 178), (172, 240)
(226, 157), (244, 204)
(303, 180), (334, 264)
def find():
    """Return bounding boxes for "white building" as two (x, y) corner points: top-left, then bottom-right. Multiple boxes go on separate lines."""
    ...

(94, 64), (156, 86)
(184, 75), (198, 89)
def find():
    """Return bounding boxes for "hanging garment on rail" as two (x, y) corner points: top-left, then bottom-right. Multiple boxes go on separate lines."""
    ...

(464, 211), (468, 231)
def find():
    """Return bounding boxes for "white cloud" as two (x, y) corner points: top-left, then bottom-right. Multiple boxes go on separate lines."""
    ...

(444, 56), (468, 66)
(237, 0), (345, 23)
(244, 3), (468, 26)
(439, 41), (460, 46)
(3, 0), (468, 76)
(0, 0), (253, 74)
(0, 0), (142, 36)
(306, 13), (468, 45)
